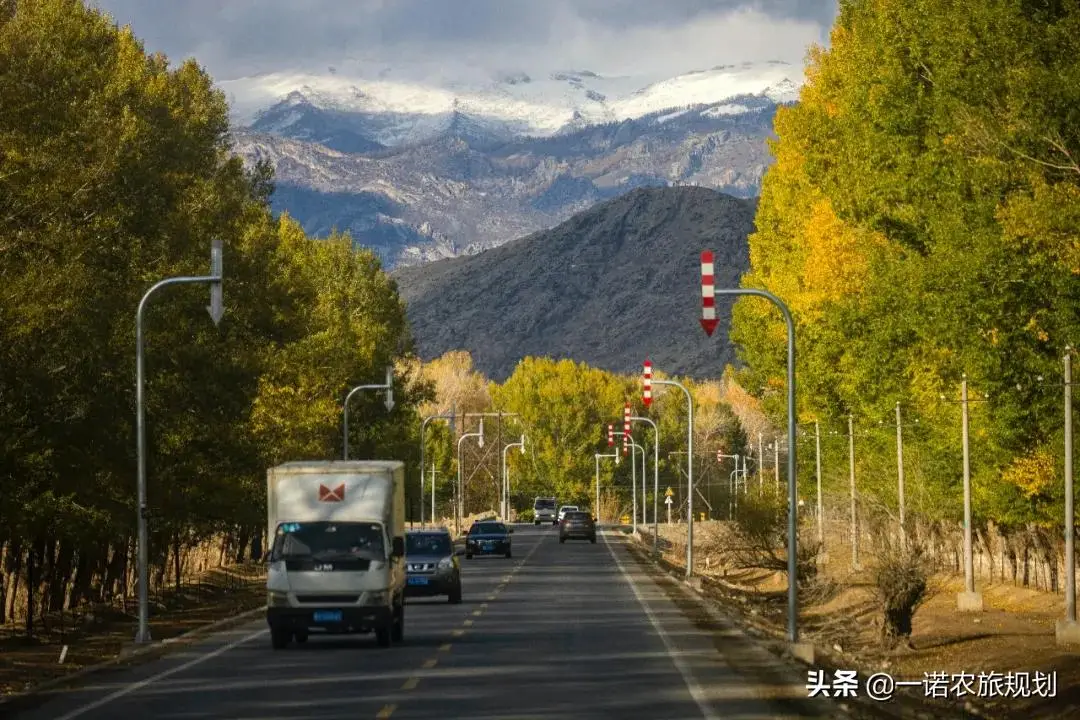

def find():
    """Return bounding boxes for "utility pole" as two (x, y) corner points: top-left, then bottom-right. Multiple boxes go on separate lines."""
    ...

(958, 374), (983, 611)
(774, 440), (780, 490)
(848, 414), (858, 569)
(758, 432), (764, 494)
(896, 401), (906, 549)
(1058, 350), (1079, 645)
(815, 420), (824, 546)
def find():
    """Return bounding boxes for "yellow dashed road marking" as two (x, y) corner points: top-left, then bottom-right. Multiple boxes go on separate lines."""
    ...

(482, 601), (490, 607)
(422, 658), (438, 669)
(487, 594), (496, 600)
(463, 619), (474, 626)
(376, 704), (396, 718)
(439, 643), (452, 651)
(451, 628), (464, 637)
(401, 677), (419, 690)
(472, 609), (482, 616)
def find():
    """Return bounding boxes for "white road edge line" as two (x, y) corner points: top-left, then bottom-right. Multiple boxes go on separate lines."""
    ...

(54, 627), (268, 720)
(602, 530), (719, 720)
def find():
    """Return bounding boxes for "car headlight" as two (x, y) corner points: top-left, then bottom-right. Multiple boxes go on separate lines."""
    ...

(437, 557), (454, 571)
(267, 590), (290, 607)
(364, 590), (389, 606)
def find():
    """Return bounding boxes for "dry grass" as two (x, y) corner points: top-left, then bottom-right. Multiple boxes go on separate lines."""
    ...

(641, 521), (1080, 720)
(0, 564), (266, 698)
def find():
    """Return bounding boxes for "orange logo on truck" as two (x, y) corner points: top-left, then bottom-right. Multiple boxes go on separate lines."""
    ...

(318, 483), (345, 502)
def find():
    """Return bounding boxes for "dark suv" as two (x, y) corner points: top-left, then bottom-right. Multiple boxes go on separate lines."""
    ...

(465, 521), (513, 558)
(559, 511), (597, 543)
(404, 529), (462, 603)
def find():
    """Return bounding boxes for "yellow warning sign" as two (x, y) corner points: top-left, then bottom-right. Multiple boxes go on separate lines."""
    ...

(665, 487), (674, 497)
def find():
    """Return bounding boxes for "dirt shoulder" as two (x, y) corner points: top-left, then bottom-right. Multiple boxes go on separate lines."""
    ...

(0, 564), (266, 701)
(636, 524), (1079, 720)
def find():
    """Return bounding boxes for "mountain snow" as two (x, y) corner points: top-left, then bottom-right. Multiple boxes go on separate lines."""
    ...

(220, 60), (802, 146)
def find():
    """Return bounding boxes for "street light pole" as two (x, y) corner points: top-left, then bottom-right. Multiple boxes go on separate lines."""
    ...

(630, 416), (660, 557)
(134, 238), (224, 645)
(612, 431), (643, 532)
(456, 419), (484, 536)
(652, 376), (694, 578)
(343, 365), (395, 460)
(695, 273), (800, 644)
(502, 435), (526, 520)
(957, 374), (984, 612)
(419, 406), (455, 526)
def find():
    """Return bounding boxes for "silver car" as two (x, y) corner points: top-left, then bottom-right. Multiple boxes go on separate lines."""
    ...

(557, 505), (579, 521)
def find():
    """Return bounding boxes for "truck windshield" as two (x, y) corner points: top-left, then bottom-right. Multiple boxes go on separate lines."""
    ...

(270, 522), (385, 561)
(534, 499), (556, 509)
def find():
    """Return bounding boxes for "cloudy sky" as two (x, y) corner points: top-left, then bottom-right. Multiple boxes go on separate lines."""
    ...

(91, 1), (838, 82)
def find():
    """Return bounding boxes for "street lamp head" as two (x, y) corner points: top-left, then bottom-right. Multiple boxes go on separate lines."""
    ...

(520, 434), (526, 453)
(478, 418), (485, 448)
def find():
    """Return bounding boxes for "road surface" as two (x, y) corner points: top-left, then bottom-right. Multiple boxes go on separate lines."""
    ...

(9, 526), (834, 719)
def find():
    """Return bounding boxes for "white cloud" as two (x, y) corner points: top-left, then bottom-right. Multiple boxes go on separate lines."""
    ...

(89, 0), (836, 82)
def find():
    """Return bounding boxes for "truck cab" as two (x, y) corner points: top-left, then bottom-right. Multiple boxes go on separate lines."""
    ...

(533, 496), (558, 525)
(265, 460), (406, 649)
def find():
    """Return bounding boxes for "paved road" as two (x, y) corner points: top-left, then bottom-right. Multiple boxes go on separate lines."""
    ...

(9, 526), (836, 719)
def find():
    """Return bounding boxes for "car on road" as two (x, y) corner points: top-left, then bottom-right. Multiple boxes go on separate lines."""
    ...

(557, 504), (578, 521)
(465, 521), (513, 558)
(404, 529), (462, 604)
(533, 496), (558, 525)
(559, 511), (597, 544)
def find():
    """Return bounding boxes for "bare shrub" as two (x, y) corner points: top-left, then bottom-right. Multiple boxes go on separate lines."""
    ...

(725, 486), (821, 588)
(868, 539), (936, 650)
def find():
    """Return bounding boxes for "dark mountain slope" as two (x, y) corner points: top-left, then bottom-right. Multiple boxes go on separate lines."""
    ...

(393, 187), (756, 381)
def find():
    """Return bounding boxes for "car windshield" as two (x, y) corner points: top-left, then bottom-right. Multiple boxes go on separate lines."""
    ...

(471, 523), (507, 535)
(270, 522), (384, 561)
(566, 512), (591, 521)
(560, 506), (578, 512)
(406, 534), (452, 555)
(534, 499), (556, 509)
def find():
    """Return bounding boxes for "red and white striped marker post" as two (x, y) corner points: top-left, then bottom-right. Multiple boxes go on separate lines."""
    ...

(643, 359), (652, 407)
(701, 250), (719, 336)
(623, 402), (631, 456)
(608, 423), (614, 447)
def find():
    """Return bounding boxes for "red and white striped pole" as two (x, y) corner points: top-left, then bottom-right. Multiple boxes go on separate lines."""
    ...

(623, 402), (631, 456)
(643, 358), (652, 407)
(607, 423), (614, 447)
(701, 250), (719, 336)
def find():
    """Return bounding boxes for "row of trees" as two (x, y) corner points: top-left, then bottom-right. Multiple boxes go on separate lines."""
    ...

(0, 0), (430, 625)
(414, 352), (753, 523)
(730, 0), (1080, 534)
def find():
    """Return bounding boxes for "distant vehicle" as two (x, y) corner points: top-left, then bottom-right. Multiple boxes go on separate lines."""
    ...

(265, 460), (407, 650)
(557, 505), (578, 521)
(533, 496), (558, 525)
(465, 520), (513, 558)
(404, 529), (461, 604)
(559, 511), (597, 544)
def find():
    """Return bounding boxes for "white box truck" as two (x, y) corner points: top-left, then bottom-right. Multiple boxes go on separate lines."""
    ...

(265, 460), (406, 649)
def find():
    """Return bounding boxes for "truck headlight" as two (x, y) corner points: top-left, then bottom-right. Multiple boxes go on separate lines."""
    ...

(364, 591), (389, 606)
(267, 590), (290, 607)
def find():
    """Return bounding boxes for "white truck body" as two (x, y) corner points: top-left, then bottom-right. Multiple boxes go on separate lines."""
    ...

(264, 460), (406, 648)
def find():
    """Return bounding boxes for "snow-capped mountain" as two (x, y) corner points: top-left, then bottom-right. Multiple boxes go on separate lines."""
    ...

(224, 61), (802, 267)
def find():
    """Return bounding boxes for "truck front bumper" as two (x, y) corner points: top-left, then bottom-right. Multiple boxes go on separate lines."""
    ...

(267, 605), (391, 633)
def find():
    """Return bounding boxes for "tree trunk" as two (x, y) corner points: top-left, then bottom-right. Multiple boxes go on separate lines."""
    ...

(173, 531), (182, 593)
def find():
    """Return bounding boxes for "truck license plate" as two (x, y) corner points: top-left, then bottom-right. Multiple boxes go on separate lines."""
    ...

(313, 610), (342, 622)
